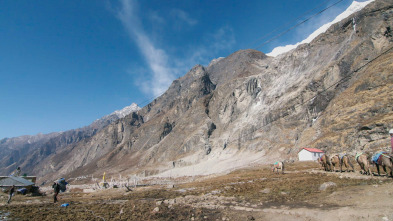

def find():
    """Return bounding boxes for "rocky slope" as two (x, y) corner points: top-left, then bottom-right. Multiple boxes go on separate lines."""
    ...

(2, 0), (393, 183)
(0, 103), (140, 177)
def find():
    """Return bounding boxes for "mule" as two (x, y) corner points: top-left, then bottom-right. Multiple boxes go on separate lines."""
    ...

(318, 154), (332, 171)
(272, 161), (284, 174)
(372, 152), (393, 177)
(317, 157), (325, 170)
(355, 152), (372, 176)
(340, 154), (355, 172)
(330, 154), (340, 172)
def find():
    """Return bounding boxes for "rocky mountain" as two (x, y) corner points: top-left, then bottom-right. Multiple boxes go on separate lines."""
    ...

(89, 103), (141, 130)
(2, 0), (393, 183)
(0, 133), (60, 175)
(0, 103), (140, 177)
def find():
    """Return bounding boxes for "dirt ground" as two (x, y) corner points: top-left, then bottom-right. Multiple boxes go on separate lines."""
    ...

(1, 161), (393, 221)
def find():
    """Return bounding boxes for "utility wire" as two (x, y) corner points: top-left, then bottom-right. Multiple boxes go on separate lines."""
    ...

(135, 90), (166, 108)
(126, 0), (392, 154)
(240, 44), (393, 150)
(254, 0), (345, 50)
(250, 0), (332, 48)
(301, 45), (393, 107)
(134, 0), (346, 108)
(252, 44), (393, 132)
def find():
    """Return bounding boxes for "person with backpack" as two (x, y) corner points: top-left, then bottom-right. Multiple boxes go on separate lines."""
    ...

(52, 182), (60, 203)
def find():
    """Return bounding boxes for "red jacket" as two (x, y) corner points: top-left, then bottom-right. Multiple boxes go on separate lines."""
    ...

(391, 137), (393, 152)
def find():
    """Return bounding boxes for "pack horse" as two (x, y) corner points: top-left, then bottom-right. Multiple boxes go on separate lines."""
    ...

(272, 161), (285, 174)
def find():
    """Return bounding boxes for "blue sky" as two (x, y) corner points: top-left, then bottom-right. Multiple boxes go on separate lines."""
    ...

(0, 0), (360, 139)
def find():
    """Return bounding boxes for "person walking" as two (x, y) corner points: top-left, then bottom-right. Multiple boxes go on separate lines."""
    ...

(7, 185), (15, 204)
(52, 182), (60, 203)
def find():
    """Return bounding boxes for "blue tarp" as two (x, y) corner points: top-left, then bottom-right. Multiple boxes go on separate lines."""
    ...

(372, 151), (385, 164)
(17, 188), (27, 195)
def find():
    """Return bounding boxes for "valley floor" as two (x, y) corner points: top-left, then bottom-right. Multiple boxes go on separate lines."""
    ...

(1, 161), (393, 221)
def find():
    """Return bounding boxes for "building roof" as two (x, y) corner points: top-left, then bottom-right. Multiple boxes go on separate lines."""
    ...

(300, 148), (324, 153)
(0, 176), (35, 187)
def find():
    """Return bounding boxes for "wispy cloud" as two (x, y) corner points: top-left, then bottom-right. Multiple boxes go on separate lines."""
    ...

(171, 9), (198, 26)
(117, 0), (175, 96)
(209, 26), (235, 52)
(117, 0), (235, 98)
(148, 10), (166, 25)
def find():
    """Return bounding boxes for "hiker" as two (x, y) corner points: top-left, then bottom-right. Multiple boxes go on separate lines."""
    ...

(7, 185), (15, 204)
(52, 182), (60, 203)
(389, 129), (393, 153)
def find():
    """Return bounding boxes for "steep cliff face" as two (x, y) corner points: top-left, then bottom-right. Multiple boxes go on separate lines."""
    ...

(4, 0), (393, 182)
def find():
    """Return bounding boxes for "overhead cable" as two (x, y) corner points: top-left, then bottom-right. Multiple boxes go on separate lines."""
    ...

(254, 0), (345, 50)
(250, 0), (332, 48)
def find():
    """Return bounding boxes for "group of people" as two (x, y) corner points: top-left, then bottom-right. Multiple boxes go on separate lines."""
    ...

(6, 178), (66, 205)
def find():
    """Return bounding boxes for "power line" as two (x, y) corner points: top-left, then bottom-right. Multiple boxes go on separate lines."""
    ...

(254, 0), (345, 50)
(134, 0), (347, 108)
(301, 45), (393, 108)
(127, 1), (393, 153)
(250, 0), (332, 48)
(135, 90), (168, 108)
(252, 44), (393, 133)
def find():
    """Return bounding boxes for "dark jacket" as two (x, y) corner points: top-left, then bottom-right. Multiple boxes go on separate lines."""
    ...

(9, 186), (15, 195)
(53, 183), (60, 193)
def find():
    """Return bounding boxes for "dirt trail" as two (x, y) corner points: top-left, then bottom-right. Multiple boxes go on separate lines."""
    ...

(1, 161), (393, 220)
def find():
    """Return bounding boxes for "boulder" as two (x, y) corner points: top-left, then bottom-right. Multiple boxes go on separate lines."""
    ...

(319, 182), (337, 191)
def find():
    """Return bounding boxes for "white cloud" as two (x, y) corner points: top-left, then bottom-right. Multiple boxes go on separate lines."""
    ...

(148, 11), (166, 25)
(117, 0), (235, 98)
(210, 26), (236, 51)
(171, 9), (198, 26)
(117, 0), (175, 97)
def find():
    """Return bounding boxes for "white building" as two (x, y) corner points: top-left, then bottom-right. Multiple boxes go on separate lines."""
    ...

(298, 148), (324, 161)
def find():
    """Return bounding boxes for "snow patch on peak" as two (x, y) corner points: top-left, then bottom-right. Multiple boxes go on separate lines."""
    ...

(111, 103), (141, 118)
(267, 0), (374, 57)
(208, 57), (224, 67)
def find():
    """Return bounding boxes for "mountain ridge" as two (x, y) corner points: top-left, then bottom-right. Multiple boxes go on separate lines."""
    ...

(0, 103), (140, 176)
(1, 0), (392, 183)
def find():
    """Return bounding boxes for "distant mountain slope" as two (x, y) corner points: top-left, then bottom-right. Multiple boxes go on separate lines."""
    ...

(0, 103), (140, 176)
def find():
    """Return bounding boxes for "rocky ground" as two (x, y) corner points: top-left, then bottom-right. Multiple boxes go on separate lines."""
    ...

(1, 161), (393, 221)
